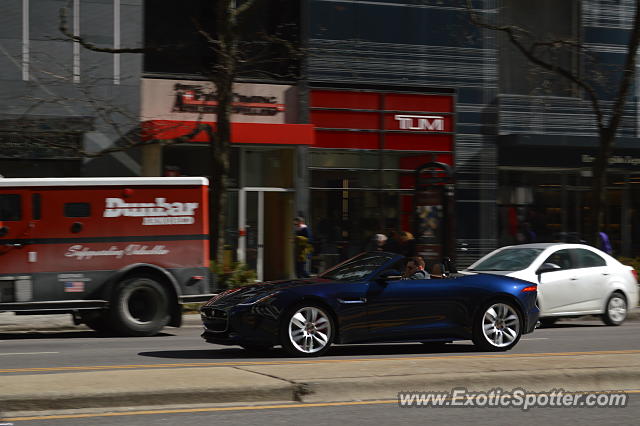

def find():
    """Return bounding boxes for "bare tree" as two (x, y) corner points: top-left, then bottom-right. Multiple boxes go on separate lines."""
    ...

(467, 0), (640, 245)
(58, 0), (300, 262)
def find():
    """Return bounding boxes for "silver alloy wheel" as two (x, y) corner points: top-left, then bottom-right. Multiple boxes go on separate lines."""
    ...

(607, 295), (627, 323)
(481, 303), (521, 348)
(288, 306), (332, 354)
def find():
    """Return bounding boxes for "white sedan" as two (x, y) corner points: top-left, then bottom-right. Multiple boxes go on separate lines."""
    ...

(463, 243), (639, 326)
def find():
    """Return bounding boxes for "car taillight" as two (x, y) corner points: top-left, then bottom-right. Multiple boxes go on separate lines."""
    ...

(521, 286), (537, 293)
(632, 269), (638, 284)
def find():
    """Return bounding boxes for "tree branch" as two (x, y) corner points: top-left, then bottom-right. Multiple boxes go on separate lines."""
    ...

(465, 0), (605, 131)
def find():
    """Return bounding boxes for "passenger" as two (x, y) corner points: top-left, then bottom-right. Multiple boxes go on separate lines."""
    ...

(402, 256), (429, 280)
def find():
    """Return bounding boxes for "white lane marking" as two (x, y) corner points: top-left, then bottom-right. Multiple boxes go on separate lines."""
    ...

(0, 352), (59, 356)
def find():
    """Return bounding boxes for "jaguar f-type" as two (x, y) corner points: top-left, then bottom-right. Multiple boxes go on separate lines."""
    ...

(201, 252), (539, 356)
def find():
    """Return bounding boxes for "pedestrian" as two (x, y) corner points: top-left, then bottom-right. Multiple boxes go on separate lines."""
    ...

(294, 216), (313, 278)
(397, 231), (417, 257)
(383, 230), (415, 257)
(365, 233), (388, 252)
(402, 256), (429, 280)
(598, 231), (613, 255)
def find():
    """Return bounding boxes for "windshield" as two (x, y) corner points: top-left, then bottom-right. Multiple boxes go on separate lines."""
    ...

(319, 252), (397, 282)
(469, 247), (544, 272)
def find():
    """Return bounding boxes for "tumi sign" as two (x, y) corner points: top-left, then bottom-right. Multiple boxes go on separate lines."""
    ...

(394, 115), (445, 131)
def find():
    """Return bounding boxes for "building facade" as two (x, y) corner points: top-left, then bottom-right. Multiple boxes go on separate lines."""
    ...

(0, 0), (144, 177)
(2, 0), (640, 282)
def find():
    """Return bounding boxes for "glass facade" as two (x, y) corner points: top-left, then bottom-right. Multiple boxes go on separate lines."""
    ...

(498, 167), (640, 257)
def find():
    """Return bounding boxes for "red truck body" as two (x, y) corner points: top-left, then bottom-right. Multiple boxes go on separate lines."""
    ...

(0, 177), (212, 336)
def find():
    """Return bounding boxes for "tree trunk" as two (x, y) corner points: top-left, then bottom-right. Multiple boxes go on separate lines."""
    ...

(591, 128), (615, 246)
(210, 0), (237, 265)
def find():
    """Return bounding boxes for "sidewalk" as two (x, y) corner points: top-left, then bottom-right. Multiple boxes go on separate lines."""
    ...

(0, 312), (204, 333)
(1, 351), (639, 413)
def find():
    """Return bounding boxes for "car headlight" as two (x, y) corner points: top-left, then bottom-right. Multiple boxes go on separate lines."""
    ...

(238, 292), (280, 306)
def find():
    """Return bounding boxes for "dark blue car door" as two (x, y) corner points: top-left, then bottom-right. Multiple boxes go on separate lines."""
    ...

(364, 278), (468, 342)
(333, 282), (372, 343)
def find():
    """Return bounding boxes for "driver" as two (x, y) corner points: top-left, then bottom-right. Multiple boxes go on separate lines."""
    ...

(402, 256), (429, 280)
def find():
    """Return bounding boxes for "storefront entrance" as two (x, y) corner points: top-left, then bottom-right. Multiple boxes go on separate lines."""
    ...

(237, 188), (294, 281)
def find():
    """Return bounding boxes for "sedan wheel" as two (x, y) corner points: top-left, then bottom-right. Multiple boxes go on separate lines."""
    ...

(281, 304), (334, 357)
(473, 302), (522, 351)
(602, 292), (627, 326)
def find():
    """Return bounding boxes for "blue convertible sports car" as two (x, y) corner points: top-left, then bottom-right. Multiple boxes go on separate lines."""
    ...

(201, 252), (539, 357)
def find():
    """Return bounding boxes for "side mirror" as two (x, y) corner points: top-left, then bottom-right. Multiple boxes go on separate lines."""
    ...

(378, 269), (402, 281)
(536, 263), (561, 275)
(0, 226), (8, 237)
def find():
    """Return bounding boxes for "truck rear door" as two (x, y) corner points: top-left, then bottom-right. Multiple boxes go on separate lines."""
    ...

(0, 191), (35, 303)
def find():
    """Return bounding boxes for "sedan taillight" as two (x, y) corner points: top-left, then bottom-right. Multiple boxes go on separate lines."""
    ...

(631, 269), (638, 284)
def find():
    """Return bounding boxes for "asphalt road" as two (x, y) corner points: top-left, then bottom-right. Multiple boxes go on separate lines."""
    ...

(1, 317), (639, 374)
(3, 394), (639, 425)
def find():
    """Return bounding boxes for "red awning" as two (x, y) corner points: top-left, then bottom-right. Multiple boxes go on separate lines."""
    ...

(142, 120), (315, 145)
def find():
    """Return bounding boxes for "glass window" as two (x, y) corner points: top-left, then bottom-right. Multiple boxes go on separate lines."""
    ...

(32, 194), (41, 220)
(543, 249), (574, 270)
(0, 194), (21, 221)
(319, 252), (396, 282)
(574, 249), (606, 268)
(499, 0), (579, 96)
(144, 0), (299, 79)
(469, 247), (544, 272)
(64, 203), (91, 218)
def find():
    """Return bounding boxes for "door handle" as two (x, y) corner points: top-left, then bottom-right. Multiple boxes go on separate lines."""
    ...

(570, 277), (578, 281)
(602, 273), (610, 276)
(337, 297), (367, 304)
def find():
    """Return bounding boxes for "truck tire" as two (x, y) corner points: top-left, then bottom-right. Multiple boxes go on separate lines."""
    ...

(110, 276), (170, 337)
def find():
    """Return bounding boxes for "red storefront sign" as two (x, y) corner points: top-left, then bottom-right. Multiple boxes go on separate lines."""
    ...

(310, 89), (455, 153)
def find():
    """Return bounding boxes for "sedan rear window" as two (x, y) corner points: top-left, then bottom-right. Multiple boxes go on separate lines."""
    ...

(574, 249), (606, 268)
(470, 248), (544, 272)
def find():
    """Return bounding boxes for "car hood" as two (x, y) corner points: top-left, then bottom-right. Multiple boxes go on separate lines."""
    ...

(460, 269), (536, 283)
(203, 277), (332, 307)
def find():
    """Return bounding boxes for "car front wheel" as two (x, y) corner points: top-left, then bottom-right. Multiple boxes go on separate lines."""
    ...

(472, 301), (522, 351)
(602, 292), (627, 326)
(281, 304), (335, 357)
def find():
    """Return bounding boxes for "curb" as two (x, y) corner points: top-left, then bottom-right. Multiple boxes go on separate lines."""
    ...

(297, 367), (640, 403)
(2, 365), (639, 413)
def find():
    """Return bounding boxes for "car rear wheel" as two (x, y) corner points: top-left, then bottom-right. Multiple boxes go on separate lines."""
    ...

(110, 276), (170, 337)
(472, 301), (522, 351)
(281, 304), (335, 357)
(602, 292), (627, 326)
